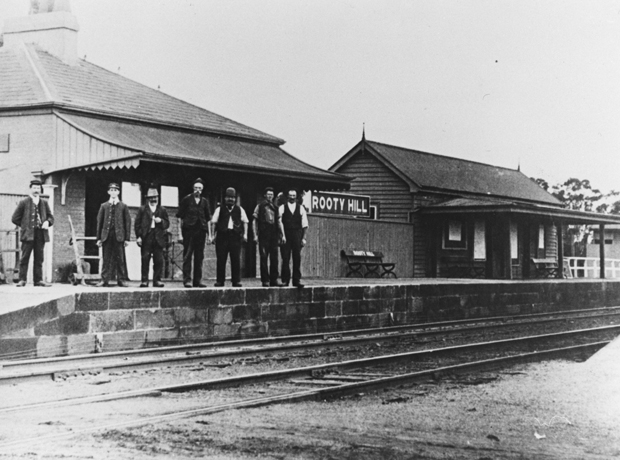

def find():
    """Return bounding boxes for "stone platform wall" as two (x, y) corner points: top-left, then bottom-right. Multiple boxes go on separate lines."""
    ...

(3, 280), (620, 358)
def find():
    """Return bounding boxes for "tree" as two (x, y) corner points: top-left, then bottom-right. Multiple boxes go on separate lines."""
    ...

(531, 177), (620, 215)
(531, 177), (620, 257)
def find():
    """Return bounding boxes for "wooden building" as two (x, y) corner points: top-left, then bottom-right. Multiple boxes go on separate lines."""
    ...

(330, 137), (620, 279)
(0, 5), (349, 282)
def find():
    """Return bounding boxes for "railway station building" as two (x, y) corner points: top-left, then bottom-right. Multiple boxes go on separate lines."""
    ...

(330, 137), (620, 280)
(0, 5), (350, 282)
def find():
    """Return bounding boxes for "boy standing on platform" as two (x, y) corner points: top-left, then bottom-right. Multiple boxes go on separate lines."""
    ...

(96, 183), (131, 287)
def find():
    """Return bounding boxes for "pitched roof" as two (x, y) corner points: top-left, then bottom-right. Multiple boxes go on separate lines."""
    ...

(0, 43), (283, 144)
(332, 140), (561, 206)
(50, 112), (348, 187)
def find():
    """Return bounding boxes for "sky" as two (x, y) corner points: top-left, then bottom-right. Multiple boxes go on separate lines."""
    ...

(1, 0), (620, 194)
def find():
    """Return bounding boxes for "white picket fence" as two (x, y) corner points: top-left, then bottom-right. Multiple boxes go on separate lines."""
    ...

(566, 257), (620, 279)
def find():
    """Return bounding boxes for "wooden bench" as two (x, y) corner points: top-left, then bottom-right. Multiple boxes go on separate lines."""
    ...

(531, 258), (559, 278)
(341, 250), (397, 278)
(442, 257), (486, 279)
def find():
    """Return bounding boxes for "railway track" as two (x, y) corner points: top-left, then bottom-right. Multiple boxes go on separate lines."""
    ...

(1, 306), (619, 385)
(0, 324), (616, 452)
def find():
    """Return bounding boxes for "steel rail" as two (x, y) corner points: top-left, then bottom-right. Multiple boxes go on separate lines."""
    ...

(0, 340), (608, 452)
(1, 311), (619, 385)
(3, 305), (619, 368)
(1, 325), (617, 414)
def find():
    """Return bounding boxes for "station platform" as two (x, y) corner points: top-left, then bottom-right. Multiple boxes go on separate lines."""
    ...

(0, 277), (500, 317)
(0, 277), (619, 359)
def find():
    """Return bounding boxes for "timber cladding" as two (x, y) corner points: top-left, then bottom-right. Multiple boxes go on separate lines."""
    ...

(303, 214), (414, 278)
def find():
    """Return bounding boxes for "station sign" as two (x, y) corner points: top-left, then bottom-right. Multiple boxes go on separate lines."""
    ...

(310, 191), (370, 217)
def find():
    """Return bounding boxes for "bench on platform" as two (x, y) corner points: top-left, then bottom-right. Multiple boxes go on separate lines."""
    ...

(341, 250), (397, 278)
(442, 256), (486, 279)
(531, 258), (559, 278)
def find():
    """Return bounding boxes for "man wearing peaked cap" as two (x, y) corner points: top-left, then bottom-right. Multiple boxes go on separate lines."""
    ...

(211, 187), (248, 287)
(11, 178), (54, 287)
(96, 182), (132, 287)
(176, 178), (212, 288)
(135, 187), (170, 288)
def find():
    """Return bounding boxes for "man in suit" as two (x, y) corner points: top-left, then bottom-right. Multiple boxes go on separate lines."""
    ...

(135, 188), (170, 288)
(278, 189), (308, 289)
(11, 178), (54, 287)
(176, 178), (212, 288)
(211, 187), (248, 287)
(96, 182), (132, 287)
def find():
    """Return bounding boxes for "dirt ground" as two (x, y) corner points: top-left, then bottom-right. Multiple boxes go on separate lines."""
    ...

(3, 337), (619, 460)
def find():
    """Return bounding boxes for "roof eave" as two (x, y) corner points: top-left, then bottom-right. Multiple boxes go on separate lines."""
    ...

(420, 205), (620, 225)
(0, 101), (285, 145)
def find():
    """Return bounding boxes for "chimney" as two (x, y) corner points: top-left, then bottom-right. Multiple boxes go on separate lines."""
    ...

(3, 0), (79, 65)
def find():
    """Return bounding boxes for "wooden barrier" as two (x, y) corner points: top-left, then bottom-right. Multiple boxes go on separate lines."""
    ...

(302, 214), (414, 278)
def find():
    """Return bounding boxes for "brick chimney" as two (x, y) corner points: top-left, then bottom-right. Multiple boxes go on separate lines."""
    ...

(3, 0), (79, 65)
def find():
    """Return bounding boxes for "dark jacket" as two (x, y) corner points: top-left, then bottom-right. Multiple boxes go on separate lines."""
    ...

(97, 201), (132, 242)
(134, 204), (170, 247)
(12, 196), (54, 242)
(176, 194), (211, 230)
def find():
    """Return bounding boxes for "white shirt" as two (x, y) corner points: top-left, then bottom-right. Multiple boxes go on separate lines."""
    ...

(278, 202), (308, 229)
(108, 198), (120, 205)
(211, 206), (249, 229)
(148, 203), (157, 228)
(30, 194), (40, 206)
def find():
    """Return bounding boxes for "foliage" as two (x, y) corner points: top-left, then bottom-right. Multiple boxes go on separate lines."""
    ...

(531, 177), (620, 215)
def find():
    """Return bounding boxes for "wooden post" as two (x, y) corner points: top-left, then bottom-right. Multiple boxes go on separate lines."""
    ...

(600, 224), (606, 279)
(556, 223), (564, 279)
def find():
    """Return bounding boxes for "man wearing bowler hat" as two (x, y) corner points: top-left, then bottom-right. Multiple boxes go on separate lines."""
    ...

(211, 187), (248, 287)
(177, 178), (212, 288)
(135, 187), (170, 287)
(96, 182), (131, 287)
(11, 178), (54, 287)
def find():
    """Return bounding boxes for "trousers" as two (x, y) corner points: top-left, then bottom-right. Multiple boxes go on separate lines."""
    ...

(215, 231), (242, 284)
(182, 225), (207, 285)
(141, 230), (164, 283)
(258, 228), (279, 285)
(280, 228), (303, 286)
(19, 229), (45, 283)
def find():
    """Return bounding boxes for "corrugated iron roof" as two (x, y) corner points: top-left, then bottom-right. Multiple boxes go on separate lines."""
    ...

(366, 141), (561, 206)
(52, 112), (349, 185)
(0, 44), (284, 144)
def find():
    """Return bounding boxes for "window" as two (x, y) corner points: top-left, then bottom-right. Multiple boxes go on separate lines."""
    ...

(0, 134), (9, 153)
(510, 222), (518, 260)
(538, 225), (545, 249)
(161, 186), (179, 207)
(122, 182), (141, 207)
(443, 220), (467, 249)
(473, 220), (486, 260)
